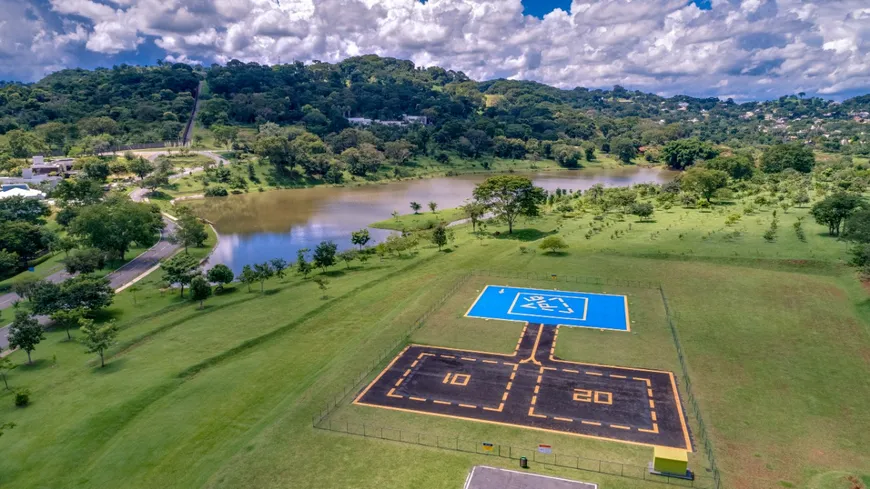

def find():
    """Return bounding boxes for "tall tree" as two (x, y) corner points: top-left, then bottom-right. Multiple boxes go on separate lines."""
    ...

(811, 193), (865, 236)
(8, 311), (44, 364)
(69, 199), (164, 259)
(661, 138), (719, 170)
(0, 196), (50, 224)
(472, 175), (546, 234)
(760, 144), (815, 173)
(680, 167), (729, 203)
(612, 138), (636, 164)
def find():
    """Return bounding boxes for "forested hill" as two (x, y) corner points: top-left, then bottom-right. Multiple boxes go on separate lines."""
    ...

(1, 55), (870, 159)
(0, 63), (199, 152)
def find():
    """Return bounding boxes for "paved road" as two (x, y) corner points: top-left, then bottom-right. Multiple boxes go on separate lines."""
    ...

(0, 150), (225, 350)
(0, 187), (181, 350)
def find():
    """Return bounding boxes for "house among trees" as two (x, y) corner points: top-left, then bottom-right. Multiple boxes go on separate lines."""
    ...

(346, 114), (428, 127)
(28, 156), (75, 177)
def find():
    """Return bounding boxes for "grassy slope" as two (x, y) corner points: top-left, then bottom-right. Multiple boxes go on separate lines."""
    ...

(0, 198), (866, 488)
(370, 207), (468, 231)
(162, 140), (628, 200)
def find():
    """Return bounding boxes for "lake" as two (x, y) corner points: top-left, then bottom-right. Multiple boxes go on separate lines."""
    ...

(188, 167), (676, 273)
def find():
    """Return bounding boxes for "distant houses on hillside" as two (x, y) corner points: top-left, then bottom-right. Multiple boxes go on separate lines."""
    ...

(346, 114), (428, 127)
(0, 156), (74, 189)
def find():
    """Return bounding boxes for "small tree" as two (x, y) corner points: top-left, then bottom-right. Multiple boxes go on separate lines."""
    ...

(79, 318), (119, 368)
(337, 249), (358, 269)
(270, 258), (288, 280)
(630, 202), (655, 221)
(128, 285), (140, 305)
(206, 264), (234, 292)
(239, 265), (258, 292)
(50, 307), (84, 341)
(539, 236), (569, 254)
(313, 276), (329, 299)
(8, 311), (44, 364)
(254, 262), (274, 292)
(161, 253), (200, 297)
(410, 201), (422, 214)
(431, 225), (448, 251)
(168, 207), (208, 252)
(189, 275), (212, 309)
(296, 249), (312, 278)
(0, 357), (16, 390)
(681, 167), (729, 203)
(128, 157), (154, 180)
(428, 201), (438, 213)
(462, 201), (486, 232)
(351, 229), (371, 250)
(313, 241), (338, 272)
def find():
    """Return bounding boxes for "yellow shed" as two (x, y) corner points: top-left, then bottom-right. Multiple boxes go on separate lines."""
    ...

(653, 446), (688, 475)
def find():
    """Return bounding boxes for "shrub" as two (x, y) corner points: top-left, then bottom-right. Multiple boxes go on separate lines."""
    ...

(15, 389), (30, 407)
(539, 236), (568, 253)
(204, 186), (228, 197)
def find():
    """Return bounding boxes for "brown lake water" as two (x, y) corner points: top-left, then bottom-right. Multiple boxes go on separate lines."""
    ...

(189, 167), (676, 273)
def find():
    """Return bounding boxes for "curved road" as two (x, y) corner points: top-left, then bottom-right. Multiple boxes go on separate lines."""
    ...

(0, 152), (219, 349)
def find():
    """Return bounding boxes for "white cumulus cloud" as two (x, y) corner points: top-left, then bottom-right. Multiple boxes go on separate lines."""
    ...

(0, 0), (866, 100)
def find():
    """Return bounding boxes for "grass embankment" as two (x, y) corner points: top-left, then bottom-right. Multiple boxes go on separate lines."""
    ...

(162, 137), (628, 202)
(0, 195), (867, 489)
(370, 207), (469, 231)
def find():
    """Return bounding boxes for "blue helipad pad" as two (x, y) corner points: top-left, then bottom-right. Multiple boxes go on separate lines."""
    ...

(465, 285), (629, 331)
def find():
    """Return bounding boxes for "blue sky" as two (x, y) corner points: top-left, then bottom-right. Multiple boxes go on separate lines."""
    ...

(3, 0), (869, 101)
(522, 0), (710, 18)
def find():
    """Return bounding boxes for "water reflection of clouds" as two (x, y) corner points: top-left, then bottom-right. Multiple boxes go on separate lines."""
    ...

(205, 169), (674, 274)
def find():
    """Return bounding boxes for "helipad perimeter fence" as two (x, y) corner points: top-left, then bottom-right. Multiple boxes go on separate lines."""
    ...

(311, 270), (722, 489)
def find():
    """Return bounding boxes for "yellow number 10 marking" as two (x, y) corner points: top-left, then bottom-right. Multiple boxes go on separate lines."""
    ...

(442, 372), (471, 386)
(573, 389), (613, 405)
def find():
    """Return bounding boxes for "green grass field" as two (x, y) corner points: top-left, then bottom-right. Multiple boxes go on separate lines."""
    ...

(0, 190), (867, 488)
(370, 207), (469, 231)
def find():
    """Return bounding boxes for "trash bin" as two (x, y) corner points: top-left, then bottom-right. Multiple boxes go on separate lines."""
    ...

(519, 456), (528, 469)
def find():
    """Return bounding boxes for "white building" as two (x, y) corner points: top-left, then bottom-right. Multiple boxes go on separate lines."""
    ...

(0, 185), (45, 200)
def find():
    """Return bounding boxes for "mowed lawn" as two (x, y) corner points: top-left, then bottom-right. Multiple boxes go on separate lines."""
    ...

(0, 203), (867, 488)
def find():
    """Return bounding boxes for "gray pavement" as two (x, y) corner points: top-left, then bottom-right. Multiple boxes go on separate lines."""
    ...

(0, 149), (224, 351)
(464, 466), (597, 489)
(0, 190), (180, 350)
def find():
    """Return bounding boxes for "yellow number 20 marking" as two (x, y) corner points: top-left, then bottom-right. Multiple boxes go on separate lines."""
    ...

(573, 389), (613, 405)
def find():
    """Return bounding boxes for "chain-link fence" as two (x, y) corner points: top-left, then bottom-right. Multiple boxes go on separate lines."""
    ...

(315, 418), (717, 488)
(311, 269), (722, 489)
(312, 273), (471, 425)
(660, 287), (721, 489)
(470, 269), (660, 290)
